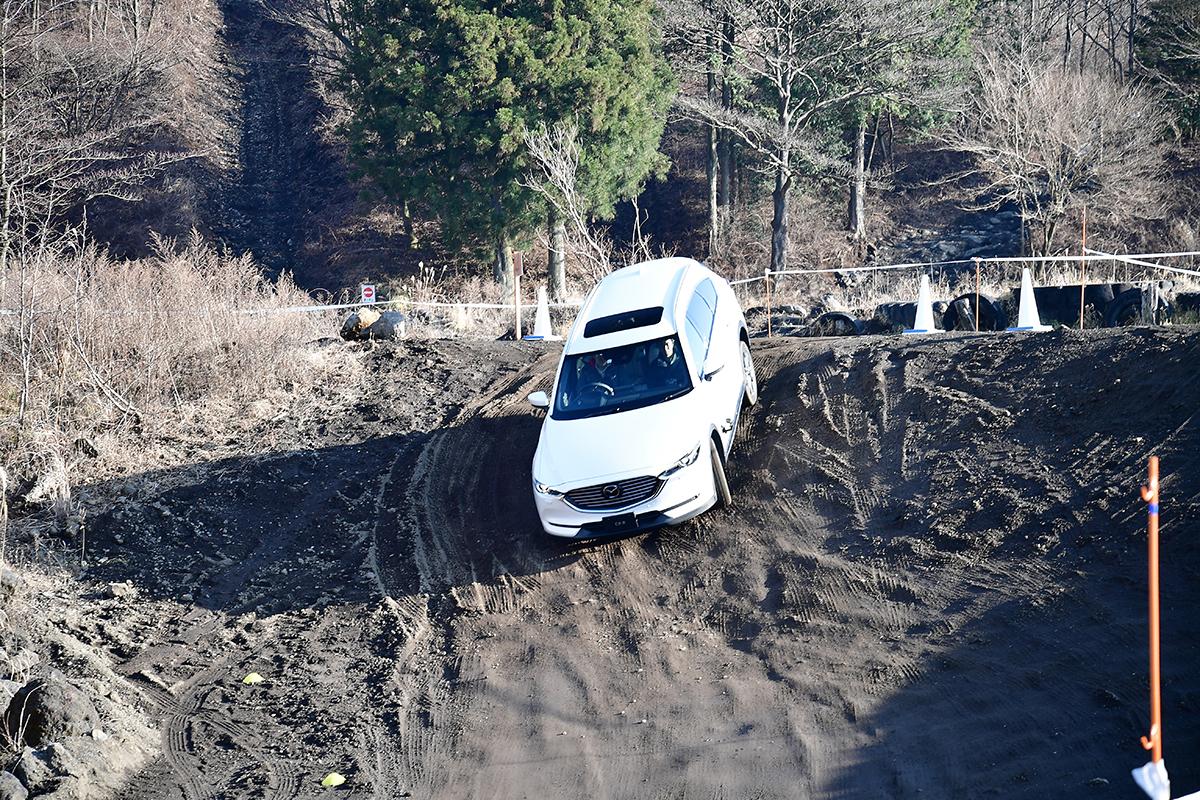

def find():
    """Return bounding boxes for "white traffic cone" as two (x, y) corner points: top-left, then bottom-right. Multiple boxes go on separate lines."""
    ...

(903, 275), (943, 335)
(523, 286), (560, 341)
(1007, 268), (1051, 332)
(1133, 760), (1171, 800)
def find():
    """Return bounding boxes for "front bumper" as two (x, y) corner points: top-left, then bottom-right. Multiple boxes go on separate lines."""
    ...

(534, 457), (716, 538)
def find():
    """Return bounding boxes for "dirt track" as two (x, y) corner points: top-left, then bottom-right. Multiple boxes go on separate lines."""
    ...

(79, 329), (1200, 798)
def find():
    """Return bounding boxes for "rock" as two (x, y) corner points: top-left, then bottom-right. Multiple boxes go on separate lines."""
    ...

(43, 743), (84, 778)
(340, 308), (382, 340)
(12, 748), (54, 794)
(364, 310), (406, 340)
(0, 680), (20, 711)
(32, 777), (82, 800)
(105, 582), (135, 600)
(4, 675), (99, 747)
(0, 567), (22, 603)
(0, 772), (26, 800)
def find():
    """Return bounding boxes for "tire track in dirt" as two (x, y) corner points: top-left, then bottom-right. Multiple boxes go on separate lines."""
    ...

(92, 330), (1200, 798)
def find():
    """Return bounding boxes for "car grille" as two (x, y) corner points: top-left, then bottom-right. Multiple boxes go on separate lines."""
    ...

(565, 475), (661, 511)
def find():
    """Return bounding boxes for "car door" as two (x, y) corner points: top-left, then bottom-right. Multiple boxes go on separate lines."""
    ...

(686, 279), (740, 452)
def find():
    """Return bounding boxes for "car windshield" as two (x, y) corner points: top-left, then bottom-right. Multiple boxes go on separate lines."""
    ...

(553, 335), (693, 420)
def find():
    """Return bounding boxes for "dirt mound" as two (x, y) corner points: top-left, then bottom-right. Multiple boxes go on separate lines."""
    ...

(53, 328), (1200, 797)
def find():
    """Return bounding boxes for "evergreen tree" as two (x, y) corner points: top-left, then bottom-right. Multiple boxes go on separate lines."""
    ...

(332, 0), (673, 290)
(1137, 0), (1200, 137)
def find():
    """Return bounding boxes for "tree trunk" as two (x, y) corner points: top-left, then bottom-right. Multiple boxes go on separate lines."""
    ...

(847, 115), (866, 240)
(706, 123), (718, 257)
(705, 16), (718, 258)
(493, 232), (514, 291)
(402, 200), (415, 248)
(717, 12), (734, 210)
(770, 168), (790, 274)
(548, 213), (566, 302)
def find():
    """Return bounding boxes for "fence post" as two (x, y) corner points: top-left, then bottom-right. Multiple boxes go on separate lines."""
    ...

(764, 268), (773, 338)
(1079, 207), (1088, 330)
(514, 252), (523, 340)
(974, 257), (981, 332)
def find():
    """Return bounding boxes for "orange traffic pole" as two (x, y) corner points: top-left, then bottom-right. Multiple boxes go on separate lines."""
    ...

(1140, 455), (1163, 763)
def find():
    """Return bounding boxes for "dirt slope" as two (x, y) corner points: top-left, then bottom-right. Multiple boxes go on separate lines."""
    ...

(77, 328), (1200, 798)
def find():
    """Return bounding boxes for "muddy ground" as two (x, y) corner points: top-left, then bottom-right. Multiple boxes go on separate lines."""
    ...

(50, 329), (1200, 797)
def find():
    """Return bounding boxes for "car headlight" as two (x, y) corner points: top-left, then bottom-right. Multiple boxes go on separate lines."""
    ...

(658, 442), (702, 479)
(534, 480), (563, 497)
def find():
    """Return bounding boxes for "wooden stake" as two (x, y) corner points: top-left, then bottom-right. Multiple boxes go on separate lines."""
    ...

(1140, 455), (1163, 763)
(974, 257), (981, 332)
(1079, 207), (1087, 331)
(764, 268), (772, 338)
(514, 252), (523, 340)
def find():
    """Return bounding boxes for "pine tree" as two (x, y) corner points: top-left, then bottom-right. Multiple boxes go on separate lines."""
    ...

(332, 0), (672, 290)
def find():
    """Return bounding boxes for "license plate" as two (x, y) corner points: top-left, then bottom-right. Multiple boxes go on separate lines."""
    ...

(602, 513), (637, 532)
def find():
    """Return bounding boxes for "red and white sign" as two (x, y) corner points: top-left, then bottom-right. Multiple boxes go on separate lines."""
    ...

(360, 284), (376, 304)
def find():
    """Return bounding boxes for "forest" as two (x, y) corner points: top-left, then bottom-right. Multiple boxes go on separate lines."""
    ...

(1, 0), (1197, 297)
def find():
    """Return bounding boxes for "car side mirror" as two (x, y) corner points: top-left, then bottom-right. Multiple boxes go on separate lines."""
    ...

(702, 361), (725, 382)
(527, 390), (550, 410)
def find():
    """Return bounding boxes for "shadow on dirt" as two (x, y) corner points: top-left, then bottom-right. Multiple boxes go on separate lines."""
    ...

(823, 526), (1200, 796)
(80, 414), (586, 615)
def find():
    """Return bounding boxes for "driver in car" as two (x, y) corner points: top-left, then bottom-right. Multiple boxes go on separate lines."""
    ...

(647, 337), (686, 389)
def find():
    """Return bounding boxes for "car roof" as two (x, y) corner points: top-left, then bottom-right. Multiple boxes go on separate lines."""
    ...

(565, 258), (703, 354)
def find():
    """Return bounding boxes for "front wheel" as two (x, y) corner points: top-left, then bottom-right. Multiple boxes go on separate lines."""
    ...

(739, 339), (758, 407)
(710, 438), (732, 509)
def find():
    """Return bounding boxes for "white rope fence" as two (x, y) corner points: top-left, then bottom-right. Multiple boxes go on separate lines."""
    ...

(242, 297), (584, 316)
(2, 249), (1196, 318)
(729, 250), (1200, 287)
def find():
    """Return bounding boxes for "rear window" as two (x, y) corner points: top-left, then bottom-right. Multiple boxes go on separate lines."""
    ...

(583, 307), (664, 338)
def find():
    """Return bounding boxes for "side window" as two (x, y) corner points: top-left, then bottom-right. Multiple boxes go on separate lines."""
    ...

(684, 319), (706, 372)
(695, 279), (718, 314)
(685, 279), (717, 369)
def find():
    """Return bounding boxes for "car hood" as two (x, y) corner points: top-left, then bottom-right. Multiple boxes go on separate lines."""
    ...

(534, 394), (706, 489)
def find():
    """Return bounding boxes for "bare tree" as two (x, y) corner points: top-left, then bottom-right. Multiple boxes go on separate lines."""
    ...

(672, 0), (956, 273)
(0, 0), (197, 267)
(522, 123), (614, 294)
(945, 46), (1167, 255)
(523, 122), (664, 294)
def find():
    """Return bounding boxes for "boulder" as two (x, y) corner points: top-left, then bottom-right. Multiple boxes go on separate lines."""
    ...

(364, 311), (406, 341)
(4, 675), (99, 747)
(339, 307), (381, 339)
(12, 748), (54, 794)
(0, 772), (26, 800)
(340, 308), (406, 341)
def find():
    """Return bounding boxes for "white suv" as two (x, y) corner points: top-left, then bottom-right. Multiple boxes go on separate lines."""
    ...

(528, 257), (758, 538)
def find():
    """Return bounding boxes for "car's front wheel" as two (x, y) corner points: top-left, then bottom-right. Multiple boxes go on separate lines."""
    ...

(710, 438), (732, 508)
(740, 339), (758, 407)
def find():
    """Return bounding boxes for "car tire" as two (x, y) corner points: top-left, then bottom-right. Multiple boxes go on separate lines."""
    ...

(710, 438), (732, 509)
(739, 339), (758, 407)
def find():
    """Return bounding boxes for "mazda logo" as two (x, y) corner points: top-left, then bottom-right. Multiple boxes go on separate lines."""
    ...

(601, 484), (621, 499)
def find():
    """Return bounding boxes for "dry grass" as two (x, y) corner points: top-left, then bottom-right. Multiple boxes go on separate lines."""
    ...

(0, 232), (349, 533)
